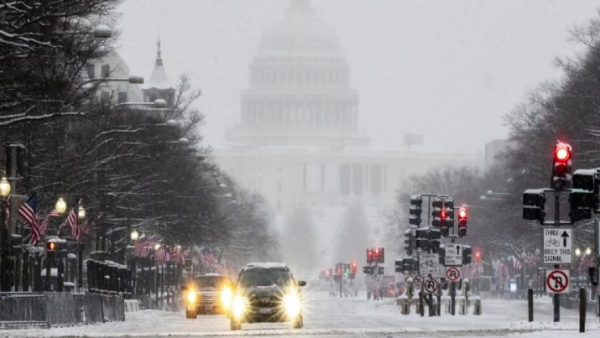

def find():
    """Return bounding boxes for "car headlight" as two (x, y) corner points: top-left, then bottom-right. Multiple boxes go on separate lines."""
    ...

(232, 295), (246, 319)
(283, 292), (301, 319)
(187, 289), (197, 303)
(221, 286), (233, 309)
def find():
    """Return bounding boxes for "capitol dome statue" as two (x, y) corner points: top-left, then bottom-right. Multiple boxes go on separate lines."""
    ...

(227, 0), (369, 147)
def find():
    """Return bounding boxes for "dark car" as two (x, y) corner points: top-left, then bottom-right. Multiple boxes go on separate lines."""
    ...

(182, 274), (234, 318)
(229, 263), (306, 331)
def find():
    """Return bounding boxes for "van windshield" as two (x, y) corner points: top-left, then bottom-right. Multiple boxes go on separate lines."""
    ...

(238, 268), (294, 287)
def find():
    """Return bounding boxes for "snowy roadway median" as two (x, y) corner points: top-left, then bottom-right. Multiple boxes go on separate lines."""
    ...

(1, 293), (599, 337)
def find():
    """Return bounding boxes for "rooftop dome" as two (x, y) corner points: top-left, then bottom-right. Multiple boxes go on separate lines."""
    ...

(258, 0), (342, 57)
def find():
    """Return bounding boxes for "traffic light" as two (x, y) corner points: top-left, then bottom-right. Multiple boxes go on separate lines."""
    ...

(444, 199), (455, 227)
(344, 263), (350, 276)
(373, 247), (384, 264)
(462, 245), (472, 265)
(457, 206), (468, 237)
(551, 141), (572, 190)
(46, 239), (57, 259)
(473, 247), (482, 263)
(409, 195), (423, 226)
(366, 248), (374, 264)
(431, 198), (444, 227)
(395, 259), (402, 273)
(335, 263), (343, 275)
(350, 261), (358, 274)
(402, 257), (418, 272)
(416, 228), (441, 252)
(523, 189), (546, 222)
(404, 228), (416, 256)
(377, 266), (384, 275)
(362, 265), (374, 275)
(569, 189), (594, 222)
(438, 246), (446, 264)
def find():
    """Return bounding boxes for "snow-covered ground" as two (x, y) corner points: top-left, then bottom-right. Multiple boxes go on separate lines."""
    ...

(2, 292), (599, 337)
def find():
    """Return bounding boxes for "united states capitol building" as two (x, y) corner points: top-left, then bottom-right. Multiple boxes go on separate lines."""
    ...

(215, 0), (479, 243)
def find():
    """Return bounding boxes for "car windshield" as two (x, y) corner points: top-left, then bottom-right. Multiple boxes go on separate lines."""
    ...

(238, 268), (294, 287)
(192, 276), (229, 289)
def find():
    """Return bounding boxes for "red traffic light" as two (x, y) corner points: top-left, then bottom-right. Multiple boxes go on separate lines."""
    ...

(555, 143), (571, 161)
(473, 247), (482, 263)
(458, 207), (467, 219)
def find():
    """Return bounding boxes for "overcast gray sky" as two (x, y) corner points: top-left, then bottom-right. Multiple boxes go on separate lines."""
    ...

(116, 0), (600, 154)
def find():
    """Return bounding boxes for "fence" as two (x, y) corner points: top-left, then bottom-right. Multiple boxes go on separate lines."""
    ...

(0, 292), (125, 328)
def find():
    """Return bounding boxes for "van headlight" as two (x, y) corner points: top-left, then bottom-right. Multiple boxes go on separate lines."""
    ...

(283, 292), (301, 319)
(232, 295), (246, 319)
(187, 289), (197, 303)
(221, 286), (233, 309)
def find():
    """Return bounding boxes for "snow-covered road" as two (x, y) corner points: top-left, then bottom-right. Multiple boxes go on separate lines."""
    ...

(3, 292), (600, 337)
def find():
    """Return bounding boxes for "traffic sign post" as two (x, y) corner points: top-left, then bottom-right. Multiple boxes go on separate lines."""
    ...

(423, 277), (438, 294)
(546, 270), (570, 294)
(543, 228), (572, 264)
(446, 267), (460, 281)
(444, 244), (463, 266)
(419, 253), (440, 275)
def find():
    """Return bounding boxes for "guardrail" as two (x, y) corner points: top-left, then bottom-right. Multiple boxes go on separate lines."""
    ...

(0, 292), (125, 328)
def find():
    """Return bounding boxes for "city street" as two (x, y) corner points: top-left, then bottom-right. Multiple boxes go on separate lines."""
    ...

(2, 292), (597, 338)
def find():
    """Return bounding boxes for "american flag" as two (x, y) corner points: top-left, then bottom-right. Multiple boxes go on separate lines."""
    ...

(155, 247), (170, 266)
(75, 219), (93, 242)
(4, 195), (10, 229)
(39, 210), (60, 236)
(134, 236), (152, 257)
(18, 194), (41, 245)
(513, 257), (522, 270)
(200, 248), (217, 267)
(67, 199), (81, 240)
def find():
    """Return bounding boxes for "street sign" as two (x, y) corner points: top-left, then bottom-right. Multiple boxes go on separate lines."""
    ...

(446, 267), (460, 281)
(413, 275), (423, 287)
(543, 228), (572, 264)
(423, 277), (438, 294)
(419, 253), (440, 275)
(546, 270), (569, 294)
(444, 244), (463, 266)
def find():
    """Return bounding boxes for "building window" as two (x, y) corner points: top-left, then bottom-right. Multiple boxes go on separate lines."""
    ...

(101, 64), (110, 78)
(86, 64), (95, 79)
(340, 164), (351, 195)
(371, 164), (382, 196)
(352, 164), (364, 196)
(118, 91), (128, 104)
(100, 91), (110, 107)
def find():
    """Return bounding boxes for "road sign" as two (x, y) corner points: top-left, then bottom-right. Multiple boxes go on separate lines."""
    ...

(446, 267), (460, 281)
(413, 275), (423, 286)
(419, 253), (440, 275)
(543, 228), (572, 264)
(423, 277), (438, 294)
(546, 270), (569, 294)
(444, 244), (463, 266)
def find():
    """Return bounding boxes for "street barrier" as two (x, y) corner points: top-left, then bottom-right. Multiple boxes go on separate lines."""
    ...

(0, 292), (125, 328)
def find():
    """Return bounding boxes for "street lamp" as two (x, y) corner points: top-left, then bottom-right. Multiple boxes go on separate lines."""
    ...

(586, 247), (592, 256)
(93, 25), (112, 38)
(154, 244), (161, 250)
(0, 177), (10, 197)
(575, 248), (582, 287)
(78, 205), (86, 220)
(55, 197), (67, 215)
(130, 229), (139, 242)
(576, 248), (582, 257)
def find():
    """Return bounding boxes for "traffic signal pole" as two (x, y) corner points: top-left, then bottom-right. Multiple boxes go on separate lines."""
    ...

(554, 191), (560, 323)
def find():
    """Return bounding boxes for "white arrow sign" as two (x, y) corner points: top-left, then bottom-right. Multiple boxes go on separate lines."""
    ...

(543, 228), (572, 264)
(444, 244), (463, 266)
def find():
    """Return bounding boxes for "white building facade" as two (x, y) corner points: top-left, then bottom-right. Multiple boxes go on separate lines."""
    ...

(215, 0), (479, 254)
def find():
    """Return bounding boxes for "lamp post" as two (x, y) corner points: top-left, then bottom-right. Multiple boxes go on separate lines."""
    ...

(130, 230), (139, 297)
(0, 177), (11, 292)
(77, 204), (86, 292)
(154, 243), (161, 308)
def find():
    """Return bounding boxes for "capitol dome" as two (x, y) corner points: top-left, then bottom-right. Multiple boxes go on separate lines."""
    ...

(227, 0), (369, 148)
(258, 0), (342, 57)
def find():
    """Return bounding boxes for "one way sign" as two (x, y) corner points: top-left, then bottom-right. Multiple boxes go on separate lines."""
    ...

(444, 244), (463, 266)
(543, 228), (572, 264)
